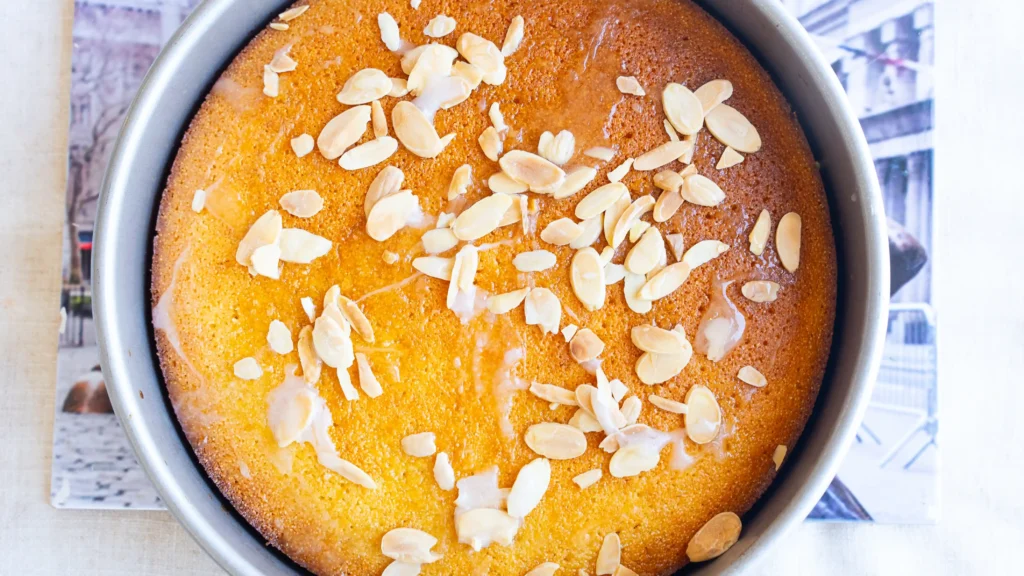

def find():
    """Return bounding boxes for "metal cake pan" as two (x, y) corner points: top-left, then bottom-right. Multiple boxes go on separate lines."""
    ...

(93, 0), (889, 574)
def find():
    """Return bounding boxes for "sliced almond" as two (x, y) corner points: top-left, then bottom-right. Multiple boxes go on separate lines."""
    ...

(681, 174), (726, 206)
(705, 103), (761, 153)
(538, 130), (575, 166)
(488, 171), (528, 195)
(355, 353), (383, 397)
(191, 189), (206, 213)
(377, 12), (401, 51)
(366, 190), (418, 241)
(664, 119), (680, 141)
(649, 394), (687, 414)
(389, 78), (411, 97)
(236, 210), (282, 267)
(434, 452), (455, 490)
(635, 350), (690, 385)
(393, 101), (443, 158)
(653, 170), (684, 193)
(666, 233), (685, 261)
(500, 150), (565, 191)
(290, 134), (314, 157)
(524, 423), (587, 459)
(561, 324), (579, 342)
(487, 288), (530, 315)
(233, 357), (262, 380)
(269, 51), (297, 73)
(569, 328), (605, 363)
(371, 100), (388, 138)
(501, 15), (525, 56)
(609, 443), (660, 478)
(381, 528), (442, 564)
(633, 140), (693, 171)
(624, 227), (666, 276)
(455, 244), (479, 293)
(453, 194), (514, 241)
(777, 212), (802, 272)
(279, 5), (309, 21)
(451, 61), (483, 89)
(572, 469), (602, 489)
(279, 228), (331, 264)
(507, 457), (551, 518)
(524, 287), (561, 334)
(456, 508), (519, 551)
(577, 182), (628, 221)
(364, 165), (405, 216)
(400, 44), (458, 75)
(569, 408), (602, 432)
(279, 190), (323, 218)
(337, 68), (392, 105)
(312, 314), (354, 369)
(570, 248), (606, 311)
(604, 263), (625, 285)
(738, 365), (767, 388)
(631, 324), (687, 354)
(596, 534), (621, 576)
(683, 240), (729, 269)
(529, 382), (577, 406)
(478, 126), (503, 161)
(422, 227), (459, 254)
(741, 280), (780, 303)
(607, 158), (633, 182)
(413, 256), (454, 280)
(262, 66), (279, 98)
(584, 146), (616, 162)
(407, 44), (457, 95)
(773, 445), (787, 471)
(653, 188), (684, 223)
(250, 243), (281, 278)
(623, 271), (652, 314)
(599, 246), (615, 265)
(337, 295), (375, 343)
(553, 166), (598, 200)
(680, 163), (698, 177)
(456, 33), (506, 85)
(716, 146), (744, 170)
(540, 218), (583, 246)
(603, 190), (632, 245)
(339, 136), (398, 170)
(694, 79), (734, 115)
(402, 432), (437, 457)
(610, 194), (655, 249)
(269, 22), (288, 31)
(513, 250), (557, 272)
(568, 215), (602, 249)
(300, 297), (316, 322)
(318, 106), (371, 160)
(663, 82), (703, 135)
(686, 512), (741, 562)
(297, 326), (322, 384)
(620, 396), (642, 424)
(423, 14), (456, 38)
(748, 209), (771, 256)
(684, 385), (722, 444)
(616, 75), (645, 96)
(630, 220), (653, 243)
(614, 566), (640, 576)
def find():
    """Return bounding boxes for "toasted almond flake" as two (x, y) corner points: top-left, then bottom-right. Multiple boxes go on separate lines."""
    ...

(337, 68), (392, 105)
(337, 296), (375, 343)
(478, 126), (503, 161)
(312, 314), (354, 369)
(576, 182), (627, 220)
(609, 443), (660, 478)
(607, 158), (633, 182)
(355, 353), (383, 397)
(635, 349), (690, 385)
(278, 228), (330, 264)
(412, 256), (454, 280)
(551, 166), (596, 200)
(382, 528), (442, 564)
(456, 244), (479, 292)
(638, 262), (691, 301)
(500, 150), (566, 190)
(616, 75), (645, 96)
(456, 508), (519, 551)
(334, 457), (377, 488)
(538, 130), (576, 166)
(681, 174), (726, 206)
(749, 209), (771, 256)
(599, 246), (615, 265)
(620, 396), (642, 424)
(233, 357), (262, 380)
(526, 563), (560, 576)
(680, 133), (697, 164)
(653, 170), (684, 193)
(565, 216), (601, 251)
(453, 194), (514, 241)
(432, 452), (455, 490)
(629, 218), (652, 241)
(705, 103), (761, 153)
(663, 83), (703, 135)
(318, 106), (371, 160)
(741, 280), (780, 303)
(501, 16), (525, 56)
(680, 163), (697, 177)
(289, 133), (314, 157)
(382, 561), (421, 576)
(451, 60), (483, 89)
(649, 394), (687, 414)
(773, 445), (787, 471)
(488, 104), (508, 135)
(666, 233), (685, 261)
(456, 33), (506, 85)
(529, 382), (577, 406)
(560, 324), (579, 342)
(569, 408), (602, 432)
(569, 328), (605, 363)
(614, 566), (639, 576)
(524, 287), (561, 334)
(777, 212), (802, 272)
(498, 197), (524, 227)
(507, 458), (551, 518)
(610, 194), (655, 248)
(406, 44), (457, 95)
(596, 533), (621, 575)
(487, 288), (530, 315)
(684, 385), (722, 444)
(624, 226), (666, 276)
(683, 240), (729, 269)
(389, 78), (411, 97)
(262, 66), (279, 97)
(279, 4), (308, 21)
(279, 189), (323, 218)
(631, 324), (687, 354)
(584, 146), (616, 162)
(738, 365), (767, 388)
(664, 119), (679, 141)
(297, 326), (322, 383)
(191, 189), (205, 213)
(570, 247), (606, 311)
(524, 423), (587, 459)
(250, 243), (282, 278)
(378, 12), (401, 51)
(339, 136), (398, 170)
(393, 101), (443, 158)
(423, 14), (456, 37)
(633, 140), (693, 171)
(511, 250), (555, 272)
(364, 165), (405, 216)
(269, 22), (289, 31)
(716, 146), (744, 170)
(269, 51), (297, 73)
(603, 192), (631, 245)
(603, 263), (626, 285)
(687, 512), (741, 562)
(422, 228), (459, 254)
(694, 79), (734, 115)
(366, 190), (418, 241)
(653, 189), (683, 223)
(572, 469), (602, 490)
(370, 101), (389, 139)
(402, 432), (437, 457)
(623, 271), (652, 314)
(539, 218), (583, 246)
(437, 212), (455, 228)
(300, 297), (316, 321)
(488, 171), (528, 194)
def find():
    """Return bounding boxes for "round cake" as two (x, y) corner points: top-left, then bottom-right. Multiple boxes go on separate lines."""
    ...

(151, 0), (837, 574)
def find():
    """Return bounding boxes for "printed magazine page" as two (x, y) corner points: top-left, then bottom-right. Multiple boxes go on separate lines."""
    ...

(52, 0), (937, 523)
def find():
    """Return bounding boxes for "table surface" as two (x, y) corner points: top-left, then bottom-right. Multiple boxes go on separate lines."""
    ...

(3, 0), (1022, 574)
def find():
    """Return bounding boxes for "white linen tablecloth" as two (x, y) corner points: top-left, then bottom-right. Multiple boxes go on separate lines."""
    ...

(2, 0), (1020, 573)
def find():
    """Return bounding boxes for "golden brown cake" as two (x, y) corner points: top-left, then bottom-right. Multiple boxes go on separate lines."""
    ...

(151, 0), (837, 574)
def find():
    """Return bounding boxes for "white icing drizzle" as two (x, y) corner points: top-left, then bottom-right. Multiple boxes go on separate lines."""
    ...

(694, 279), (746, 362)
(153, 246), (205, 386)
(356, 272), (424, 303)
(413, 75), (468, 122)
